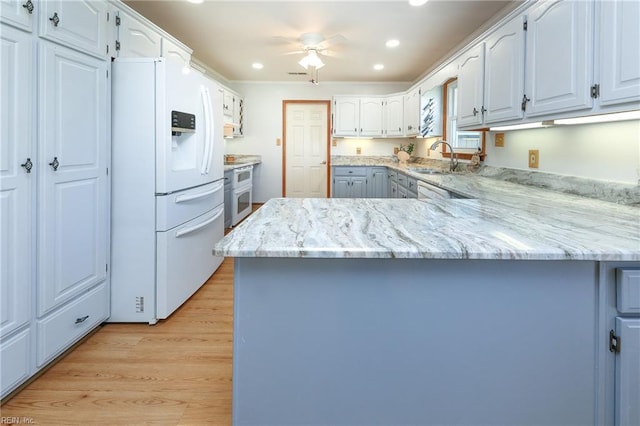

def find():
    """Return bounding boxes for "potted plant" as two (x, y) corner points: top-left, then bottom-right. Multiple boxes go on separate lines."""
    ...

(397, 142), (414, 164)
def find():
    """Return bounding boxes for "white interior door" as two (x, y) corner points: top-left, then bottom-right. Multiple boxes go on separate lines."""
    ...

(284, 102), (329, 198)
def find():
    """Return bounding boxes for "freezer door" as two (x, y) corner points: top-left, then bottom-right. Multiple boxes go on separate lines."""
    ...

(156, 204), (224, 319)
(156, 179), (224, 232)
(157, 60), (224, 194)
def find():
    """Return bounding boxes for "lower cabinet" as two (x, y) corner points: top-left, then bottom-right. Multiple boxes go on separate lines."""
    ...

(367, 167), (388, 198)
(332, 167), (368, 198)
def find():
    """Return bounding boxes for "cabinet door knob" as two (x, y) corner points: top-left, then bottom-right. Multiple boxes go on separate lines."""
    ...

(472, 107), (478, 116)
(49, 12), (60, 27)
(22, 0), (34, 14)
(20, 158), (33, 173)
(48, 156), (59, 171)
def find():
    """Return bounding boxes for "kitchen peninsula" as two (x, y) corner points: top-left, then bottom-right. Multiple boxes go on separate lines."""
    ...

(215, 170), (640, 425)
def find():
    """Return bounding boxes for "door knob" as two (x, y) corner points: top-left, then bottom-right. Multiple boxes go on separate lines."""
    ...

(49, 12), (60, 27)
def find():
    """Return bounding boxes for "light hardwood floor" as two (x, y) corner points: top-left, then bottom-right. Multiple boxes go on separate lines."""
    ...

(1, 258), (234, 425)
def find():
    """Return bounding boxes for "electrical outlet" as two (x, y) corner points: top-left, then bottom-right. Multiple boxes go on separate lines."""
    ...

(276, 138), (281, 146)
(393, 147), (399, 154)
(495, 133), (505, 147)
(356, 147), (362, 155)
(332, 139), (337, 147)
(528, 149), (539, 168)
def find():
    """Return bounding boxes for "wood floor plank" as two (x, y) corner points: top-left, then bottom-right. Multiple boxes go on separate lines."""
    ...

(1, 258), (235, 425)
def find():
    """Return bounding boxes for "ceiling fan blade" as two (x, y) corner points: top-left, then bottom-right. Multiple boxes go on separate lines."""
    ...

(280, 50), (306, 56)
(316, 34), (347, 50)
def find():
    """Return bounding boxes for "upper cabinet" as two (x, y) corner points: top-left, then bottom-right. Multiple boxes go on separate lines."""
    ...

(457, 43), (485, 128)
(403, 88), (421, 136)
(1, 0), (36, 32)
(360, 97), (384, 137)
(333, 95), (412, 138)
(524, 0), (593, 117)
(332, 96), (360, 137)
(384, 95), (404, 137)
(112, 7), (161, 57)
(598, 0), (640, 107)
(38, 0), (109, 59)
(454, 0), (636, 130)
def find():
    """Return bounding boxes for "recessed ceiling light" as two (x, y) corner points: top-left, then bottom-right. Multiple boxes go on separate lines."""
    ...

(409, 0), (428, 6)
(252, 63), (264, 70)
(373, 64), (384, 71)
(385, 39), (400, 48)
(187, 0), (203, 4)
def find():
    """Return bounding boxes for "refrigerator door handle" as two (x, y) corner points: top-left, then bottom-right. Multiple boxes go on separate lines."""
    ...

(200, 86), (213, 175)
(175, 206), (224, 238)
(204, 87), (215, 175)
(174, 181), (224, 203)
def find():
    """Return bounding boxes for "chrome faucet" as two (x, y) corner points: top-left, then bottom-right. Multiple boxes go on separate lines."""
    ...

(430, 140), (458, 172)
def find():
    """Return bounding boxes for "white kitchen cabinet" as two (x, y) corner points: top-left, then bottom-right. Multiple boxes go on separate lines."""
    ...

(483, 14), (525, 124)
(332, 96), (360, 137)
(360, 97), (384, 137)
(403, 88), (420, 136)
(37, 42), (108, 316)
(223, 90), (234, 121)
(161, 36), (191, 66)
(384, 95), (403, 137)
(38, 0), (108, 59)
(457, 43), (485, 128)
(113, 7), (161, 58)
(0, 24), (34, 394)
(0, 0), (35, 32)
(598, 0), (640, 107)
(1, 27), (110, 397)
(525, 0), (593, 117)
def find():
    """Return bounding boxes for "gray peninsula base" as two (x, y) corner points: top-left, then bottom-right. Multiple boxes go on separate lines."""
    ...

(231, 257), (622, 425)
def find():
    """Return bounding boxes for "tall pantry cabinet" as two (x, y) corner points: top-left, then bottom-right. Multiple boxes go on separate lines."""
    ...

(0, 0), (110, 398)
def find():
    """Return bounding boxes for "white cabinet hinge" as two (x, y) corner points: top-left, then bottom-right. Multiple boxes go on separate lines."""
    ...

(115, 40), (121, 51)
(590, 84), (600, 99)
(115, 15), (121, 26)
(523, 20), (528, 31)
(609, 329), (621, 353)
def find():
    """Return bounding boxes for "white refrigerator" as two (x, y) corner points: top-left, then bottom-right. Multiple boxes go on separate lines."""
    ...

(110, 58), (225, 324)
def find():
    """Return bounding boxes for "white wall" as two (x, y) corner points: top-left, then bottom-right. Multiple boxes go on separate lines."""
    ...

(483, 120), (640, 185)
(225, 81), (410, 202)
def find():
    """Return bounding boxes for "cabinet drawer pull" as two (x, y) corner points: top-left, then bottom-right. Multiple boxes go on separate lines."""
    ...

(22, 0), (34, 14)
(21, 157), (33, 173)
(49, 12), (60, 27)
(75, 315), (89, 324)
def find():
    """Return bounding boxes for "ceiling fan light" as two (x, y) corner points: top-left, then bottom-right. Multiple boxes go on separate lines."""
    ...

(299, 50), (325, 70)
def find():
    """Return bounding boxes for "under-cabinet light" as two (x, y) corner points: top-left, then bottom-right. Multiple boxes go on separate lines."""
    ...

(553, 110), (640, 125)
(489, 122), (550, 131)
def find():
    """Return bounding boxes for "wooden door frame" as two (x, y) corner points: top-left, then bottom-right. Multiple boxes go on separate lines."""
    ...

(282, 100), (331, 197)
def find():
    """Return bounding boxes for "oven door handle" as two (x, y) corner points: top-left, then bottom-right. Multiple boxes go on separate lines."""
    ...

(175, 206), (224, 238)
(175, 182), (224, 203)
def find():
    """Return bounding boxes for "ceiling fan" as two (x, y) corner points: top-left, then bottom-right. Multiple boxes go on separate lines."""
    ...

(280, 32), (347, 70)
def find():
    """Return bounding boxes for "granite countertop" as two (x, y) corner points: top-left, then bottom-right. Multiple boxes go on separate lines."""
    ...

(223, 154), (262, 171)
(215, 158), (640, 261)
